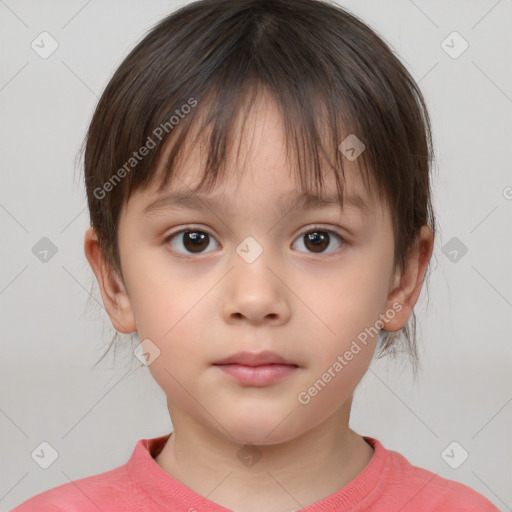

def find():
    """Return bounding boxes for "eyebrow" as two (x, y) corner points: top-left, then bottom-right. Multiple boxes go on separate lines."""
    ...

(143, 189), (369, 216)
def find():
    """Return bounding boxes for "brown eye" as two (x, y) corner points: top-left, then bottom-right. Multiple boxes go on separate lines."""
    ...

(305, 231), (329, 253)
(293, 228), (343, 255)
(167, 228), (219, 256)
(182, 231), (209, 253)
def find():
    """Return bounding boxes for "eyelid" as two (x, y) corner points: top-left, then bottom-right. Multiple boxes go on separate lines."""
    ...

(296, 224), (345, 238)
(163, 223), (219, 243)
(165, 223), (346, 238)
(166, 224), (213, 236)
(164, 224), (346, 241)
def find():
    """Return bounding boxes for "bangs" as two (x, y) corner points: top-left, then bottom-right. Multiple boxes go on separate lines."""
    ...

(145, 79), (378, 211)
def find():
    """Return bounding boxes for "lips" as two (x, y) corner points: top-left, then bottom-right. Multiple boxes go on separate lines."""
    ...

(213, 351), (299, 386)
(212, 350), (298, 367)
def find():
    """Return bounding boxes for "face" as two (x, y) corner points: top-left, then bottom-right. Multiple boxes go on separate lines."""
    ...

(107, 94), (404, 445)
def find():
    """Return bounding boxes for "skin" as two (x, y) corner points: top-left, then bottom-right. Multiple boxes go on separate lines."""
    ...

(85, 92), (433, 512)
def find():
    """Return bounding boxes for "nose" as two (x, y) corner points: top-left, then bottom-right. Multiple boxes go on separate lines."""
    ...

(221, 247), (291, 326)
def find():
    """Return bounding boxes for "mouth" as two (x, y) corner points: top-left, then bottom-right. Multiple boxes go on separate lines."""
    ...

(212, 351), (299, 386)
(212, 350), (299, 367)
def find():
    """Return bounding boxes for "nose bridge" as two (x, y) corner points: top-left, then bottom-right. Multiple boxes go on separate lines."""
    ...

(232, 233), (278, 288)
(222, 233), (290, 324)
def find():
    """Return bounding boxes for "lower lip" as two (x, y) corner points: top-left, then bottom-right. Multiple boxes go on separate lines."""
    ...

(214, 364), (298, 386)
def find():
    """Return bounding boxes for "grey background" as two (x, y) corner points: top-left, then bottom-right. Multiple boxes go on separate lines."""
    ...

(1, 0), (511, 510)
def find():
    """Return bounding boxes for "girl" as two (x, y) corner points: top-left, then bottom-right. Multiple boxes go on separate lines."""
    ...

(12, 0), (499, 510)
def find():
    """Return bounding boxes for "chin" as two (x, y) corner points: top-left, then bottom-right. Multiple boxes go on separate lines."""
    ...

(217, 412), (309, 447)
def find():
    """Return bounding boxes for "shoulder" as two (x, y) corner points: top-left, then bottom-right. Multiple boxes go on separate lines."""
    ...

(10, 464), (141, 512)
(396, 459), (498, 511)
(10, 435), (172, 512)
(367, 437), (500, 511)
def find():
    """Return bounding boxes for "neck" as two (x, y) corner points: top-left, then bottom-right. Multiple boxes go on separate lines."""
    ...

(154, 403), (374, 512)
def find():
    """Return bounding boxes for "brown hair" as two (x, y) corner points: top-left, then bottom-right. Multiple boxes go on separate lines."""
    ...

(81, 0), (436, 373)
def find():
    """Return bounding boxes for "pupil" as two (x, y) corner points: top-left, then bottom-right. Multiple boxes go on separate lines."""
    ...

(184, 231), (208, 252)
(306, 231), (328, 252)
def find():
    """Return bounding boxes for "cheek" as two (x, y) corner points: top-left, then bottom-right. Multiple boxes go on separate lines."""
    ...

(299, 250), (393, 387)
(291, 266), (387, 417)
(125, 252), (215, 365)
(314, 264), (389, 341)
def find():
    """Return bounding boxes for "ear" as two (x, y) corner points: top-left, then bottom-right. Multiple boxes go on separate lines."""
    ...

(84, 227), (136, 334)
(383, 225), (434, 332)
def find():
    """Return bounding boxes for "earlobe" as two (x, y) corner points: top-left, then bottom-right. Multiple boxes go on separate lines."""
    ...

(383, 226), (434, 332)
(84, 227), (137, 334)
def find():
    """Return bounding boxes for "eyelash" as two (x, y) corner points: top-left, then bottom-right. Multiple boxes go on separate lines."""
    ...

(163, 224), (345, 259)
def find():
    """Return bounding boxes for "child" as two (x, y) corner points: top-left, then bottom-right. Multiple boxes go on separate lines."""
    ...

(12, 0), (499, 510)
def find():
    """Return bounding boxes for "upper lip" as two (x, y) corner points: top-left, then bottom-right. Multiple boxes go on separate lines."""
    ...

(213, 351), (298, 367)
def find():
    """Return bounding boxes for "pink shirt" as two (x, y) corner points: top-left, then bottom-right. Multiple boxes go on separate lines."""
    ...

(11, 434), (499, 511)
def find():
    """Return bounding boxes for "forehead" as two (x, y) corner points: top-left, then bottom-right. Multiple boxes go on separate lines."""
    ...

(147, 150), (371, 216)
(133, 166), (381, 235)
(127, 90), (384, 218)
